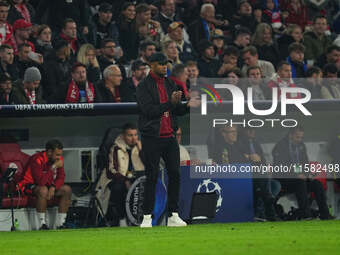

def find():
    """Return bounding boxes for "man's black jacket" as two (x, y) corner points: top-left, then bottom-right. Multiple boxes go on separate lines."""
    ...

(136, 74), (189, 138)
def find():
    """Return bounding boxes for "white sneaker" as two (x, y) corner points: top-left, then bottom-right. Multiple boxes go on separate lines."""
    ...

(140, 214), (152, 228)
(119, 218), (128, 227)
(167, 213), (187, 227)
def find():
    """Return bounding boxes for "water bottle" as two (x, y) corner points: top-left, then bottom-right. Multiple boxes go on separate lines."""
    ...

(14, 219), (19, 230)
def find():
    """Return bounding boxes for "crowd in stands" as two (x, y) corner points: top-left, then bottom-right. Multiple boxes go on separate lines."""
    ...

(1, 0), (340, 104)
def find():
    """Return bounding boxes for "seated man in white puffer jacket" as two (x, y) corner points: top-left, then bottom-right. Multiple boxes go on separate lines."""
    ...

(96, 123), (145, 226)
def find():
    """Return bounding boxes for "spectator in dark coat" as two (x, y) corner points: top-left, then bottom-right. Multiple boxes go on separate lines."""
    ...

(35, 0), (90, 35)
(301, 66), (322, 99)
(42, 40), (72, 103)
(315, 45), (340, 69)
(252, 23), (281, 68)
(0, 73), (19, 105)
(277, 24), (304, 60)
(272, 126), (332, 220)
(117, 2), (139, 62)
(120, 60), (148, 102)
(229, 0), (258, 33)
(7, 0), (35, 25)
(12, 66), (45, 104)
(98, 38), (126, 80)
(88, 3), (120, 49)
(95, 64), (122, 103)
(154, 0), (182, 33)
(286, 42), (307, 79)
(188, 3), (216, 52)
(303, 16), (332, 63)
(166, 21), (196, 63)
(76, 44), (101, 84)
(196, 39), (221, 78)
(169, 63), (189, 101)
(57, 18), (84, 62)
(14, 43), (42, 80)
(0, 44), (19, 81)
(34, 25), (54, 59)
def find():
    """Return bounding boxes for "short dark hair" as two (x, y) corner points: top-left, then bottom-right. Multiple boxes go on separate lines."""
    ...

(0, 44), (12, 52)
(223, 46), (240, 58)
(101, 38), (116, 49)
(289, 125), (304, 135)
(136, 3), (150, 14)
(139, 40), (156, 52)
(226, 67), (242, 78)
(306, 66), (322, 78)
(326, 45), (340, 55)
(246, 66), (261, 76)
(18, 43), (31, 52)
(277, 61), (290, 71)
(323, 63), (338, 75)
(45, 139), (63, 151)
(313, 15), (327, 24)
(0, 1), (10, 8)
(171, 63), (186, 77)
(122, 123), (137, 133)
(121, 2), (135, 12)
(72, 62), (86, 73)
(241, 46), (258, 56)
(62, 18), (76, 30)
(288, 42), (305, 54)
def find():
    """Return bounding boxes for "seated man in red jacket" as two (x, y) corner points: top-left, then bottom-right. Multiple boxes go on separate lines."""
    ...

(20, 139), (72, 230)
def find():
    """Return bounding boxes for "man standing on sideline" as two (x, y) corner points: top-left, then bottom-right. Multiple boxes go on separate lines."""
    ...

(136, 52), (199, 228)
(18, 139), (72, 230)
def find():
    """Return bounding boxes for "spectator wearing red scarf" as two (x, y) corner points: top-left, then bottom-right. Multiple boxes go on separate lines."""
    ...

(64, 62), (96, 103)
(12, 66), (45, 104)
(7, 0), (35, 25)
(59, 18), (81, 61)
(169, 63), (189, 101)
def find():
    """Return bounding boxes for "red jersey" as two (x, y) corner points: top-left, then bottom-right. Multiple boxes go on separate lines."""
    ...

(18, 151), (65, 191)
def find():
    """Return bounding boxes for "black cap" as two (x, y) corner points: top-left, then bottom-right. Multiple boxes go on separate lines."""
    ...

(148, 52), (168, 65)
(131, 60), (148, 71)
(197, 39), (214, 53)
(0, 73), (11, 84)
(99, 3), (112, 13)
(53, 39), (69, 51)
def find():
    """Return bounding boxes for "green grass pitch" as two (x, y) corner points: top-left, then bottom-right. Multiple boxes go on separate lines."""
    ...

(1, 221), (340, 255)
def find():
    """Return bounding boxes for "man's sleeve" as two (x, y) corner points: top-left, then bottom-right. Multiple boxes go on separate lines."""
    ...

(136, 81), (173, 119)
(30, 159), (53, 187)
(54, 166), (65, 189)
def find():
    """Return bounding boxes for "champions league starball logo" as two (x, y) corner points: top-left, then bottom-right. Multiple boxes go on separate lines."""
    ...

(197, 179), (223, 212)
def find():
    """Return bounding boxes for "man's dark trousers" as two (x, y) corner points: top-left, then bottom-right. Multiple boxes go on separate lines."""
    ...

(141, 136), (180, 215)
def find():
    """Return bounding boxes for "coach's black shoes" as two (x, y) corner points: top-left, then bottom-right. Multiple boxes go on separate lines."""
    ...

(39, 224), (49, 230)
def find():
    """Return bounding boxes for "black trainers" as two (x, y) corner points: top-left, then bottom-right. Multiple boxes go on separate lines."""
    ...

(39, 224), (49, 230)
